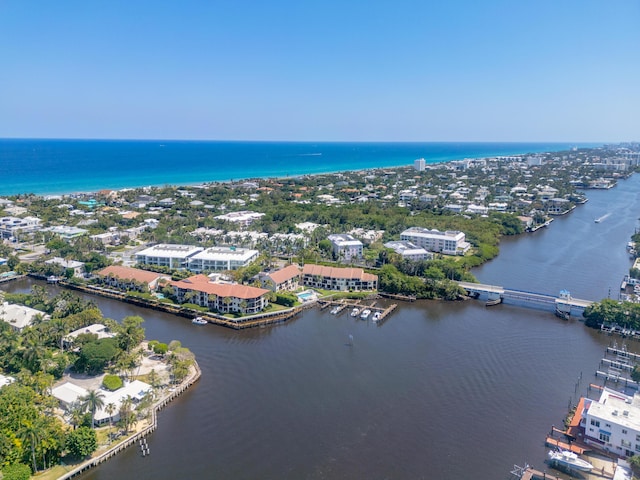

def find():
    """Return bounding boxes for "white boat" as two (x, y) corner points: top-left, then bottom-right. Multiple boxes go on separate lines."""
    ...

(360, 309), (371, 320)
(350, 308), (360, 317)
(372, 312), (381, 322)
(547, 449), (593, 472)
(330, 306), (340, 314)
(192, 317), (208, 325)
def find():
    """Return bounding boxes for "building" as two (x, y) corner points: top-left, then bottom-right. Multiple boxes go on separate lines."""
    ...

(96, 265), (170, 292)
(214, 210), (265, 227)
(383, 241), (433, 261)
(301, 264), (378, 291)
(45, 257), (85, 277)
(63, 323), (116, 348)
(259, 265), (301, 292)
(400, 227), (470, 256)
(135, 244), (204, 270)
(0, 302), (49, 331)
(0, 216), (41, 240)
(583, 388), (640, 458)
(414, 158), (426, 171)
(187, 246), (259, 272)
(171, 274), (269, 314)
(327, 234), (364, 262)
(45, 225), (89, 240)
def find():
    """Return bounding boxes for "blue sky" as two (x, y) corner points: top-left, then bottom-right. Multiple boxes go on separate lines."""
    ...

(0, 1), (638, 142)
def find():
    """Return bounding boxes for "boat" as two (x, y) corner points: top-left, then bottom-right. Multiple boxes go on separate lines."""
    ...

(547, 449), (593, 472)
(330, 306), (340, 315)
(192, 317), (208, 325)
(350, 308), (360, 317)
(360, 309), (371, 320)
(372, 312), (381, 322)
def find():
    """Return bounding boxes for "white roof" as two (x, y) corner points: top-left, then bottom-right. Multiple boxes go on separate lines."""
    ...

(0, 374), (15, 388)
(65, 323), (116, 342)
(94, 380), (152, 422)
(52, 382), (89, 406)
(191, 247), (259, 262)
(0, 302), (48, 330)
(136, 244), (204, 259)
(588, 388), (640, 432)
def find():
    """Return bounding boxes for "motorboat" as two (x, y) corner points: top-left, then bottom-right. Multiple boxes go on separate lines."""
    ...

(330, 306), (340, 314)
(360, 309), (371, 320)
(350, 308), (360, 317)
(372, 312), (381, 322)
(548, 449), (593, 472)
(192, 317), (208, 325)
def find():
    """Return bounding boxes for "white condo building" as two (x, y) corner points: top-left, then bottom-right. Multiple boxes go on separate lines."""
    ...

(414, 158), (426, 172)
(383, 241), (433, 261)
(135, 244), (204, 270)
(583, 387), (640, 458)
(187, 246), (259, 272)
(400, 227), (470, 256)
(327, 234), (364, 262)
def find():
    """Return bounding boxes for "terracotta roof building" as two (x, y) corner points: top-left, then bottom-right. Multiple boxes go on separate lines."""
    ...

(259, 265), (301, 292)
(172, 275), (270, 314)
(301, 264), (378, 291)
(96, 265), (170, 292)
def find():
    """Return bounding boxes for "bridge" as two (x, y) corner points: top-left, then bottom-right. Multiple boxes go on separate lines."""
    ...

(457, 281), (594, 316)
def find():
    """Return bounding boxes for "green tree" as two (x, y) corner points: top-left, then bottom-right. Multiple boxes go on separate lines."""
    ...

(1, 463), (31, 480)
(18, 419), (42, 473)
(80, 389), (105, 427)
(65, 426), (97, 458)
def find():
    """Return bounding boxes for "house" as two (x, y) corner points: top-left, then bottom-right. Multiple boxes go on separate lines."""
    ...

(214, 210), (265, 227)
(171, 274), (269, 314)
(0, 216), (42, 240)
(63, 323), (116, 348)
(45, 225), (89, 240)
(45, 257), (85, 277)
(0, 302), (49, 331)
(327, 234), (363, 262)
(96, 265), (170, 292)
(301, 264), (378, 291)
(0, 373), (15, 388)
(259, 265), (301, 292)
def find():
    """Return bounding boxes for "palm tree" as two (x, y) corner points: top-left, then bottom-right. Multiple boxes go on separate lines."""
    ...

(68, 401), (85, 430)
(19, 419), (42, 473)
(48, 317), (69, 353)
(80, 389), (105, 427)
(105, 403), (116, 442)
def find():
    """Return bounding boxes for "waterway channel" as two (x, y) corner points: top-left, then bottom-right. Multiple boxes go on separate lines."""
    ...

(4, 176), (640, 479)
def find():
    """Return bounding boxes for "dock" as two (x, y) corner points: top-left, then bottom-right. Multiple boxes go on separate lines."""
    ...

(317, 298), (398, 324)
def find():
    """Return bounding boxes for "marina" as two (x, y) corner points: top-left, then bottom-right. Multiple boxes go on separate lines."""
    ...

(317, 298), (399, 325)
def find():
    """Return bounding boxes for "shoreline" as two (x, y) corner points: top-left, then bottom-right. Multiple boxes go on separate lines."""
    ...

(0, 140), (595, 197)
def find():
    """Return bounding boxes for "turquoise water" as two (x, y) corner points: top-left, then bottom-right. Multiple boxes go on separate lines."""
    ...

(0, 139), (598, 196)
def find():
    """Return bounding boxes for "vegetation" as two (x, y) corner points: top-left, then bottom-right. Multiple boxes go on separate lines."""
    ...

(65, 426), (97, 459)
(102, 374), (123, 391)
(583, 299), (640, 329)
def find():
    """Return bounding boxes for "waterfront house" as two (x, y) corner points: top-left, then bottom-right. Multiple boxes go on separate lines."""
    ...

(96, 265), (170, 292)
(301, 264), (378, 291)
(45, 257), (85, 277)
(63, 323), (116, 349)
(172, 274), (269, 314)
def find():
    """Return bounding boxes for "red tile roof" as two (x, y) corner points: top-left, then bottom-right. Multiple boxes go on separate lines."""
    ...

(268, 265), (301, 284)
(97, 265), (166, 284)
(172, 275), (269, 299)
(302, 264), (377, 282)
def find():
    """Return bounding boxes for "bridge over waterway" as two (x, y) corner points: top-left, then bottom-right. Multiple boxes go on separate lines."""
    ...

(457, 281), (594, 316)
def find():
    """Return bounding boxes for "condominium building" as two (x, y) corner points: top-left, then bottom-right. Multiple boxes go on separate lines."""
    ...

(327, 234), (363, 262)
(400, 227), (470, 256)
(414, 158), (426, 171)
(187, 246), (259, 272)
(172, 274), (269, 314)
(301, 264), (378, 291)
(583, 388), (640, 458)
(383, 241), (433, 261)
(0, 216), (42, 240)
(135, 244), (204, 270)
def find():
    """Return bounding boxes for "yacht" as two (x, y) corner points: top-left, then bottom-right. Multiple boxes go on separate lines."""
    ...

(360, 309), (371, 320)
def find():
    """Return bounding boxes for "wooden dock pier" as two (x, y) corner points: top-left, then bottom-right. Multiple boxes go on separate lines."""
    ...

(317, 298), (398, 324)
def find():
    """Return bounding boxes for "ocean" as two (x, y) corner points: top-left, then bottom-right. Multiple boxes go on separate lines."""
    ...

(0, 139), (598, 196)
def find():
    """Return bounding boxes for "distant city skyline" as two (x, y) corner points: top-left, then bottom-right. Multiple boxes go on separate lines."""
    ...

(0, 1), (638, 142)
